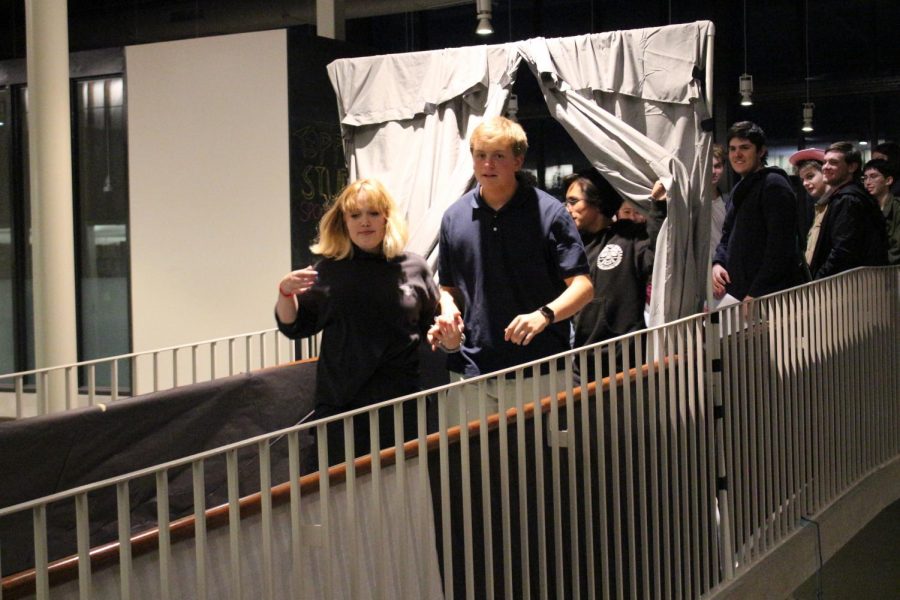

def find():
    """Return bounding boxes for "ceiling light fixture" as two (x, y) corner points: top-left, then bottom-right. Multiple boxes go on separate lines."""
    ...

(476, 0), (493, 36)
(739, 0), (752, 106)
(801, 0), (814, 133)
(506, 93), (519, 122)
(802, 102), (815, 133)
(739, 74), (754, 107)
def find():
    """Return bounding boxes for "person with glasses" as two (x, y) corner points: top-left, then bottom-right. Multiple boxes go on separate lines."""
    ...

(562, 168), (667, 379)
(862, 158), (900, 265)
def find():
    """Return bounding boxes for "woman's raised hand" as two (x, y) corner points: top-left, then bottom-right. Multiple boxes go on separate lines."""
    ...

(279, 266), (318, 298)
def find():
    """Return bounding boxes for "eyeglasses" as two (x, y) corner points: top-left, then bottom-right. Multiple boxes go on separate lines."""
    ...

(862, 174), (884, 181)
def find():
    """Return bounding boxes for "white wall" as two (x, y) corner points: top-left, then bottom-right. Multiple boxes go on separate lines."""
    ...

(126, 30), (290, 353)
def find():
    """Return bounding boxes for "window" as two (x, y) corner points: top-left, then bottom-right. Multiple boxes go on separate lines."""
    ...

(0, 87), (14, 375)
(0, 86), (34, 377)
(73, 77), (131, 389)
(1, 75), (130, 393)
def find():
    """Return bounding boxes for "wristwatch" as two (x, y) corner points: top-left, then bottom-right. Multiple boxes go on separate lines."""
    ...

(539, 305), (555, 324)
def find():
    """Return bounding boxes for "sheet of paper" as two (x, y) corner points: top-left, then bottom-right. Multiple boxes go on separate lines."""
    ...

(708, 293), (740, 310)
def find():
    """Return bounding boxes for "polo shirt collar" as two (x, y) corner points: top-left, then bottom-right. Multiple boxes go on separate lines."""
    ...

(472, 183), (529, 213)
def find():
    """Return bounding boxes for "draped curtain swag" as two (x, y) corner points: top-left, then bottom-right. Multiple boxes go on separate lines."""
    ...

(327, 21), (714, 324)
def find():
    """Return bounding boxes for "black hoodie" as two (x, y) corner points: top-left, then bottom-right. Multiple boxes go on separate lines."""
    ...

(574, 200), (666, 350)
(808, 180), (888, 278)
(713, 167), (804, 299)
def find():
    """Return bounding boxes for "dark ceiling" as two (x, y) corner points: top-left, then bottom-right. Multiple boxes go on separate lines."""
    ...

(1, 0), (899, 147)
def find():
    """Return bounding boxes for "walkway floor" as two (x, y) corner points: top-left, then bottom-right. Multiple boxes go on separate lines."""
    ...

(791, 499), (900, 599)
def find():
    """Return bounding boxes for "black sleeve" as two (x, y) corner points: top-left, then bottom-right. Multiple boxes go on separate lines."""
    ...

(747, 175), (800, 297)
(274, 268), (330, 339)
(416, 257), (441, 338)
(814, 196), (868, 278)
(713, 200), (736, 266)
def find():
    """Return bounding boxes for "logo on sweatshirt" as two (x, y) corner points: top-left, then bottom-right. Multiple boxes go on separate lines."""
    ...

(597, 244), (624, 270)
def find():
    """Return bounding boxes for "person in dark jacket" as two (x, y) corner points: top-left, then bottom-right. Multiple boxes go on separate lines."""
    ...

(564, 168), (666, 379)
(808, 142), (888, 278)
(862, 159), (900, 265)
(275, 178), (445, 468)
(872, 141), (900, 196)
(712, 121), (804, 301)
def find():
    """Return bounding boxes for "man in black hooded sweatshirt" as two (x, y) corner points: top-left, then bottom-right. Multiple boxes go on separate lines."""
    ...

(712, 121), (804, 301)
(807, 141), (888, 278)
(564, 168), (666, 379)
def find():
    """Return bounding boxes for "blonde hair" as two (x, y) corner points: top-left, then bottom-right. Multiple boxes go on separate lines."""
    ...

(470, 116), (529, 157)
(310, 178), (408, 260)
(712, 143), (726, 162)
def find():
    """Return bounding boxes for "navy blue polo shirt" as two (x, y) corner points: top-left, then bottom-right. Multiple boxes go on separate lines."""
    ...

(438, 183), (589, 376)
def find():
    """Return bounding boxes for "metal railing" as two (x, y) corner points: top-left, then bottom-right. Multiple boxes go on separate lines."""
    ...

(713, 267), (899, 578)
(0, 267), (897, 599)
(0, 329), (319, 420)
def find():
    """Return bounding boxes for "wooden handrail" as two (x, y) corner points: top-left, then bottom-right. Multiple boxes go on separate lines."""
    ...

(1, 361), (659, 598)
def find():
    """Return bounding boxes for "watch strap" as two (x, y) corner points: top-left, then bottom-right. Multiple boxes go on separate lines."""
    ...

(539, 305), (555, 324)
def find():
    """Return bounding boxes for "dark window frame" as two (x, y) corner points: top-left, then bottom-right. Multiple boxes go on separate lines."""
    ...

(1, 48), (130, 395)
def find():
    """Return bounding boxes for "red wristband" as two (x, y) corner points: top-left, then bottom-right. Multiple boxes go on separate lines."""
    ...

(279, 286), (293, 298)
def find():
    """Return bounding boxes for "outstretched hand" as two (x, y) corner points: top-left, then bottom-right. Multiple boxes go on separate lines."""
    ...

(278, 266), (318, 298)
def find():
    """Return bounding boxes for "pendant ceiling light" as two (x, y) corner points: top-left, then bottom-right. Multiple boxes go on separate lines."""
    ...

(801, 0), (815, 133)
(476, 0), (493, 36)
(739, 0), (753, 106)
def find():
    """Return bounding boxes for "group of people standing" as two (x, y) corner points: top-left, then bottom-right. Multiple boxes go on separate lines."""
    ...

(711, 121), (893, 305)
(274, 115), (894, 464)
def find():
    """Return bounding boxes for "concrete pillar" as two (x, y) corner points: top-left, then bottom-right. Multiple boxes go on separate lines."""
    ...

(25, 0), (78, 414)
(316, 0), (345, 40)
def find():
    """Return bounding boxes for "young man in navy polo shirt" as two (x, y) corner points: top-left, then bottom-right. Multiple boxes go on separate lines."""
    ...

(429, 116), (593, 421)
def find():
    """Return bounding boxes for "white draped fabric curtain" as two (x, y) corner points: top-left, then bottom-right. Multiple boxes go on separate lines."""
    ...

(327, 21), (714, 323)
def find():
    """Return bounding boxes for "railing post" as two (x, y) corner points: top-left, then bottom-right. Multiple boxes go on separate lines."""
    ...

(706, 309), (735, 581)
(64, 366), (74, 410)
(75, 493), (92, 597)
(33, 505), (49, 599)
(87, 366), (96, 406)
(111, 360), (119, 403)
(131, 354), (139, 397)
(153, 351), (160, 392)
(210, 342), (217, 382)
(15, 375), (24, 419)
(117, 481), (133, 599)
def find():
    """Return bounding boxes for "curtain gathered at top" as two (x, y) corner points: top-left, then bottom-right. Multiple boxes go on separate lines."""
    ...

(327, 20), (715, 324)
(327, 44), (522, 262)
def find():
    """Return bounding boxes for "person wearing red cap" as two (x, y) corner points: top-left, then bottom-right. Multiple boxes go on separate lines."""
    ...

(790, 148), (830, 201)
(789, 148), (830, 262)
